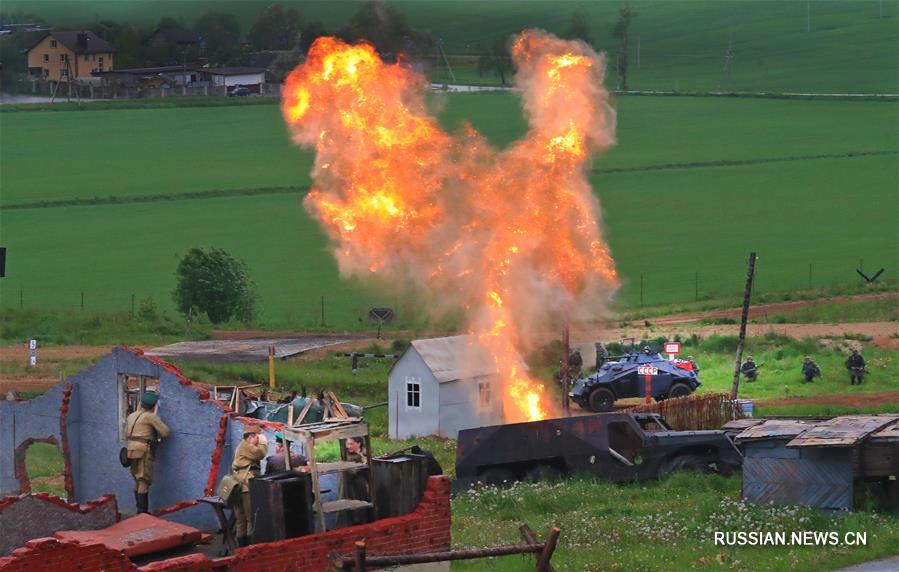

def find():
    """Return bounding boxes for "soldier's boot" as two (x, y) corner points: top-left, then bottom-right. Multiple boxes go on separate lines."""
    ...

(136, 493), (150, 514)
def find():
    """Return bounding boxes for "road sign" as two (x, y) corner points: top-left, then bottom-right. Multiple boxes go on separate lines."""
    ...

(637, 365), (658, 376)
(664, 342), (681, 355)
(29, 339), (37, 366)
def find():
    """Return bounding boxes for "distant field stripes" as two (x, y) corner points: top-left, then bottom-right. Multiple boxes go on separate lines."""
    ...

(4, 150), (895, 211)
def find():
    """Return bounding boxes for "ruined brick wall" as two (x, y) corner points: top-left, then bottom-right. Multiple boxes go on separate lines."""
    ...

(0, 476), (452, 572)
(221, 476), (452, 571)
(0, 493), (118, 555)
(0, 538), (135, 572)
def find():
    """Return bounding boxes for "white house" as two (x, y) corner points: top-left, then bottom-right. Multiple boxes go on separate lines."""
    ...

(387, 335), (507, 439)
(199, 66), (266, 90)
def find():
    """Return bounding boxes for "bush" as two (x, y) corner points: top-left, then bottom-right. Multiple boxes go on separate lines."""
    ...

(172, 247), (257, 324)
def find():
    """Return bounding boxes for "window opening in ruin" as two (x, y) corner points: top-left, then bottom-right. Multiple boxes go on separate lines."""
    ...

(607, 421), (643, 462)
(118, 374), (160, 440)
(24, 442), (65, 497)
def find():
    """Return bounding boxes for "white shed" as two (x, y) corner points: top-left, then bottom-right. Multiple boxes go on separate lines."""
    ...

(200, 66), (266, 88)
(387, 335), (507, 439)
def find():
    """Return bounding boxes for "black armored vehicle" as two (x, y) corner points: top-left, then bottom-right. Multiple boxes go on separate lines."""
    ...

(570, 350), (700, 412)
(455, 412), (742, 488)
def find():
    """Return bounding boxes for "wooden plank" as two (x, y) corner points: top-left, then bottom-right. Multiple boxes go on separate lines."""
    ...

(319, 499), (373, 513)
(329, 391), (350, 418)
(315, 461), (368, 474)
(788, 415), (899, 448)
(736, 419), (817, 442)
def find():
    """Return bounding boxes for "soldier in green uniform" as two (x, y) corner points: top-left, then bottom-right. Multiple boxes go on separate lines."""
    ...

(125, 391), (170, 514)
(230, 424), (268, 546)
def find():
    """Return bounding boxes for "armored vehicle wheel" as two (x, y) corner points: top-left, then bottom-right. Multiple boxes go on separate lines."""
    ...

(661, 454), (714, 478)
(588, 387), (615, 412)
(524, 464), (564, 483)
(479, 466), (516, 486)
(669, 383), (692, 399)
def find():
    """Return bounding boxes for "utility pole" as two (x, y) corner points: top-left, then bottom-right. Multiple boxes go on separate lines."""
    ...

(561, 316), (570, 416)
(730, 252), (757, 400)
(637, 36), (641, 70)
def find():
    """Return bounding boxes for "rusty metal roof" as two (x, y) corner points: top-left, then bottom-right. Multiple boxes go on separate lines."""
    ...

(870, 420), (899, 442)
(734, 419), (818, 442)
(723, 419), (764, 431)
(786, 415), (899, 448)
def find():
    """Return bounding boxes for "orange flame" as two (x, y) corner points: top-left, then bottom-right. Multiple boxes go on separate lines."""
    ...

(282, 31), (618, 424)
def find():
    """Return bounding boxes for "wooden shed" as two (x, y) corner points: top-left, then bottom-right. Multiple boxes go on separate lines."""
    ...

(732, 415), (899, 511)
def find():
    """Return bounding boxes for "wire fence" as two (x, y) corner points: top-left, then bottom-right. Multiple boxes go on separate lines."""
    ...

(0, 256), (891, 330)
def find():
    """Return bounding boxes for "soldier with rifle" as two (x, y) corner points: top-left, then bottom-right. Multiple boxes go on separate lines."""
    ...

(801, 356), (821, 383)
(740, 356), (760, 382)
(845, 349), (866, 385)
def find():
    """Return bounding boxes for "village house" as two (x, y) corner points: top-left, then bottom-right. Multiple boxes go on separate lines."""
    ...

(27, 31), (114, 82)
(388, 335), (506, 439)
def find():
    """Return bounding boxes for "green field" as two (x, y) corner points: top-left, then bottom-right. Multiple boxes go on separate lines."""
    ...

(1, 93), (895, 326)
(4, 1), (897, 93)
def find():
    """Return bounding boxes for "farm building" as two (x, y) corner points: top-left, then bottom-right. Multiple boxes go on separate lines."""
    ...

(198, 66), (267, 90)
(388, 335), (506, 439)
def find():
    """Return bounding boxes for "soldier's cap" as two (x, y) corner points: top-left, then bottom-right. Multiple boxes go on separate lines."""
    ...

(141, 391), (159, 407)
(275, 432), (284, 443)
(243, 424), (262, 435)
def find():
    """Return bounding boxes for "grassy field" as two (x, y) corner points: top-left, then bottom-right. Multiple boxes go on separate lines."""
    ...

(5, 1), (896, 93)
(451, 475), (899, 571)
(1, 95), (895, 326)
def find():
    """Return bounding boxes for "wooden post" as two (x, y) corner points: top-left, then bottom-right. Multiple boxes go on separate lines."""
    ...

(561, 317), (570, 416)
(354, 540), (366, 571)
(268, 345), (276, 389)
(536, 527), (561, 572)
(730, 252), (757, 400)
(644, 375), (652, 404)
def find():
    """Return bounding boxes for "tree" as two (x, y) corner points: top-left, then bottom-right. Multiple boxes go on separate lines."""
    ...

(248, 4), (302, 51)
(338, 0), (432, 57)
(477, 38), (511, 85)
(610, 4), (637, 90)
(566, 8), (592, 45)
(172, 247), (257, 324)
(299, 21), (329, 54)
(194, 10), (241, 64)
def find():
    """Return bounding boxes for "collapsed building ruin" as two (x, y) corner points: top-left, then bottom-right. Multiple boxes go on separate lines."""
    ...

(0, 347), (452, 567)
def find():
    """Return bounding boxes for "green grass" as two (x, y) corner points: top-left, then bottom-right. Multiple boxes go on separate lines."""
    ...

(758, 298), (899, 324)
(1, 95), (895, 326)
(24, 442), (66, 497)
(0, 307), (210, 346)
(452, 474), (899, 571)
(5, 1), (897, 93)
(677, 333), (899, 401)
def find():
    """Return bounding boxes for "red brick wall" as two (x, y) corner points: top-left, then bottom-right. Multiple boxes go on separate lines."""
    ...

(0, 476), (452, 572)
(222, 476), (452, 572)
(0, 538), (134, 572)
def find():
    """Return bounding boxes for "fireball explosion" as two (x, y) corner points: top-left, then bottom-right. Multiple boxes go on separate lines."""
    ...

(281, 30), (618, 422)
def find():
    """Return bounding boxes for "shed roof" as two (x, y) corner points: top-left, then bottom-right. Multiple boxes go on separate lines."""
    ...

(199, 67), (266, 76)
(408, 335), (508, 384)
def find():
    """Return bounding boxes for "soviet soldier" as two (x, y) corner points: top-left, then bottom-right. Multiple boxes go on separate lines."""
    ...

(125, 391), (170, 514)
(845, 349), (866, 385)
(687, 355), (701, 375)
(801, 356), (821, 383)
(230, 425), (268, 546)
(740, 356), (759, 382)
(568, 350), (584, 379)
(264, 432), (307, 475)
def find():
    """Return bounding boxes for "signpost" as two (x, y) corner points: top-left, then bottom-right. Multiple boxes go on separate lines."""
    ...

(664, 342), (680, 361)
(637, 364), (658, 404)
(29, 339), (37, 366)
